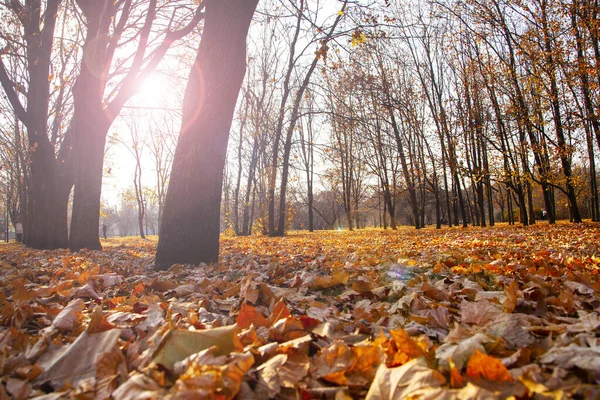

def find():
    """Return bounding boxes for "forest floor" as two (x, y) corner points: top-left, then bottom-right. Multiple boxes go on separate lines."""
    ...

(0, 223), (599, 399)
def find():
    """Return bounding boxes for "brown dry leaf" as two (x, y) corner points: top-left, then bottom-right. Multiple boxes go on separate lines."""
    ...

(5, 378), (30, 400)
(257, 283), (279, 309)
(365, 357), (445, 400)
(566, 312), (600, 333)
(52, 298), (85, 331)
(36, 329), (122, 388)
(564, 280), (594, 295)
(87, 305), (115, 333)
(11, 282), (36, 306)
(539, 342), (600, 374)
(97, 273), (124, 289)
(76, 280), (101, 300)
(277, 351), (310, 387)
(436, 332), (493, 370)
(485, 314), (535, 349)
(255, 352), (310, 396)
(173, 346), (227, 375)
(421, 281), (450, 302)
(418, 305), (451, 329)
(353, 276), (374, 292)
(460, 300), (503, 326)
(256, 354), (287, 396)
(112, 374), (163, 400)
(150, 279), (177, 293)
(548, 289), (576, 314)
(106, 311), (147, 328)
(174, 351), (254, 398)
(466, 350), (514, 383)
(95, 349), (127, 400)
(269, 316), (307, 342)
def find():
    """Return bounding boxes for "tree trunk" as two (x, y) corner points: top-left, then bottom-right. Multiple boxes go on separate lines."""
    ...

(155, 0), (258, 269)
(69, 105), (110, 250)
(28, 139), (72, 249)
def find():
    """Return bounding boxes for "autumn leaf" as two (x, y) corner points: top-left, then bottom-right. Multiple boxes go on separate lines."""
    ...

(386, 329), (427, 367)
(460, 300), (503, 326)
(503, 280), (518, 313)
(87, 305), (115, 333)
(36, 329), (122, 388)
(132, 283), (145, 296)
(236, 302), (270, 329)
(52, 298), (85, 331)
(150, 279), (177, 292)
(112, 373), (163, 400)
(366, 358), (445, 400)
(466, 350), (514, 383)
(351, 30), (367, 47)
(5, 378), (30, 400)
(314, 340), (382, 386)
(256, 351), (310, 397)
(175, 349), (254, 398)
(268, 299), (291, 324)
(313, 270), (350, 289)
(449, 358), (466, 388)
(151, 325), (243, 371)
(11, 281), (36, 306)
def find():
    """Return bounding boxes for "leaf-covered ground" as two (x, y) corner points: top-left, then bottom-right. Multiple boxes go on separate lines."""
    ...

(1, 223), (599, 399)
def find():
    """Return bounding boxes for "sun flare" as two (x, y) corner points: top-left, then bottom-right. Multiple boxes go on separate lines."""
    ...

(138, 75), (170, 107)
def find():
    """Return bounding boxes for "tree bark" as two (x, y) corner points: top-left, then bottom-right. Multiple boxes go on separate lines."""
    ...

(155, 0), (258, 269)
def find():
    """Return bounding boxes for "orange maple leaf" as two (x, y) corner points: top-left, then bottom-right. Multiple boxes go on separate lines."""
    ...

(466, 350), (514, 382)
(236, 302), (269, 329)
(387, 329), (426, 367)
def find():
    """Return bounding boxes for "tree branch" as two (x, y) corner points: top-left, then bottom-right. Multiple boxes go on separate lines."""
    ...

(0, 58), (29, 127)
(105, 3), (206, 119)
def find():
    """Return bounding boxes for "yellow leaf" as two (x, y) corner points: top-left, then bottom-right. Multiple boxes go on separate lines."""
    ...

(151, 325), (243, 370)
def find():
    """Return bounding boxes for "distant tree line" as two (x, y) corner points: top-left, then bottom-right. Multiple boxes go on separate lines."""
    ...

(221, 0), (600, 235)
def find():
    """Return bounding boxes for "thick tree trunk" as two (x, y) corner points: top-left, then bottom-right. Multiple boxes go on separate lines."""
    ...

(155, 0), (258, 269)
(69, 105), (110, 250)
(68, 1), (114, 251)
(27, 139), (71, 249)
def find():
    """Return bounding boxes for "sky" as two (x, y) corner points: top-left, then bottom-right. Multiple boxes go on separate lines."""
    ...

(99, 0), (347, 208)
(101, 69), (184, 207)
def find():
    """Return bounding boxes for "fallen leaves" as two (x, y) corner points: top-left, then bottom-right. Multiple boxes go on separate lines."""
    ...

(151, 325), (243, 370)
(466, 350), (514, 383)
(314, 340), (382, 386)
(0, 223), (599, 398)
